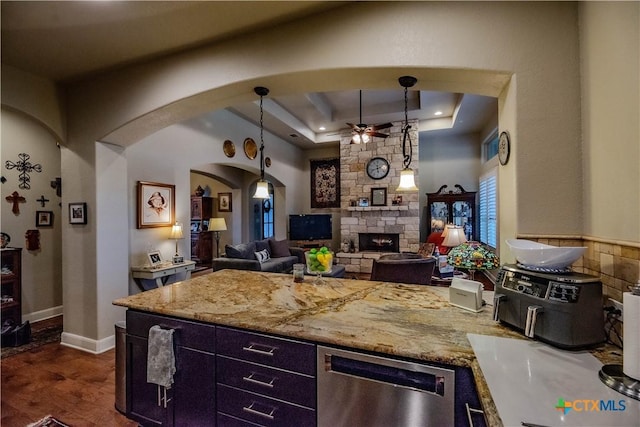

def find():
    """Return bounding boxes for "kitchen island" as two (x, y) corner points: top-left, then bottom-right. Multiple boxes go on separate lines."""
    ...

(113, 269), (624, 426)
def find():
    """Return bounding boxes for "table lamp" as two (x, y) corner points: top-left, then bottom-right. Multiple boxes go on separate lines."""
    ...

(169, 222), (184, 263)
(209, 217), (227, 258)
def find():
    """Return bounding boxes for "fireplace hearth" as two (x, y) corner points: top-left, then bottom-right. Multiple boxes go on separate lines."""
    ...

(359, 233), (400, 252)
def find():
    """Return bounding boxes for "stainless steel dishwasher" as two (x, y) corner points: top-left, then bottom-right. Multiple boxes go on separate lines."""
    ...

(317, 346), (455, 426)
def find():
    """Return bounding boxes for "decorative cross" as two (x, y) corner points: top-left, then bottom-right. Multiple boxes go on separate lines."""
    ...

(5, 191), (26, 214)
(36, 195), (50, 207)
(5, 153), (42, 189)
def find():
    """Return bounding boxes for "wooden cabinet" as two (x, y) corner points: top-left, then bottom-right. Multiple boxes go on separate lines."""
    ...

(191, 196), (214, 266)
(126, 310), (216, 426)
(216, 327), (317, 426)
(426, 185), (477, 241)
(1, 248), (22, 325)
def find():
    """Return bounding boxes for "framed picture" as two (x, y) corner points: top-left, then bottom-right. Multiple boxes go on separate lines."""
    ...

(358, 197), (369, 207)
(190, 221), (200, 233)
(218, 192), (232, 212)
(147, 250), (163, 267)
(137, 181), (175, 228)
(371, 187), (387, 206)
(310, 158), (340, 208)
(69, 202), (87, 224)
(36, 211), (53, 227)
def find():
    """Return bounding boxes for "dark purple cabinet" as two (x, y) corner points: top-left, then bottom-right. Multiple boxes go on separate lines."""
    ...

(216, 327), (316, 426)
(126, 310), (216, 427)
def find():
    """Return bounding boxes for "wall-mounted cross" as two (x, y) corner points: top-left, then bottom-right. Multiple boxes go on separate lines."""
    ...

(5, 191), (26, 214)
(5, 153), (42, 190)
(36, 195), (50, 207)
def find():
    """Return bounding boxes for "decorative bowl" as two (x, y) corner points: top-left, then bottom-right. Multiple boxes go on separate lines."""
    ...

(505, 239), (586, 269)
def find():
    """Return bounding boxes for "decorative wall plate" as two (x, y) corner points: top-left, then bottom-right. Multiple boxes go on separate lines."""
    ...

(244, 138), (257, 160)
(223, 140), (235, 158)
(498, 131), (511, 165)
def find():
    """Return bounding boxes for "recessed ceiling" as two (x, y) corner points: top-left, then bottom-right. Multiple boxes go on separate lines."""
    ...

(1, 1), (497, 149)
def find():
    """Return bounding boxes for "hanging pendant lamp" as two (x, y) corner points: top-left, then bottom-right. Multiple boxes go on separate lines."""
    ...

(396, 76), (419, 192)
(253, 86), (271, 199)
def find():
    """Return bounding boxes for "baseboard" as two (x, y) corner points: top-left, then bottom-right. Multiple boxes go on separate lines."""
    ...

(21, 305), (63, 324)
(60, 331), (115, 355)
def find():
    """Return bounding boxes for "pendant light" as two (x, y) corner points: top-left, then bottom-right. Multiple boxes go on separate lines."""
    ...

(396, 76), (419, 192)
(352, 90), (370, 144)
(253, 86), (270, 199)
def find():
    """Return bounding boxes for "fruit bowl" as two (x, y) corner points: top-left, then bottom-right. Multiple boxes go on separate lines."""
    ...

(505, 239), (586, 269)
(305, 247), (333, 284)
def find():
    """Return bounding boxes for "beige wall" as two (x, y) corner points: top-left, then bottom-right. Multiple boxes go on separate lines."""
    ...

(580, 2), (640, 243)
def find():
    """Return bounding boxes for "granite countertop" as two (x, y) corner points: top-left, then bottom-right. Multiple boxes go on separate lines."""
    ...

(113, 269), (624, 426)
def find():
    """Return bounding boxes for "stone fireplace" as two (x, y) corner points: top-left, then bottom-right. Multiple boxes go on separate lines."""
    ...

(359, 233), (400, 252)
(337, 119), (420, 274)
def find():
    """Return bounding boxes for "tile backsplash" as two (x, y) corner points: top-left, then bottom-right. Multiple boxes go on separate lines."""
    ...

(527, 237), (640, 303)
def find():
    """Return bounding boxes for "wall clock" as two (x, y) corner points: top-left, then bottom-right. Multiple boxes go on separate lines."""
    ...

(498, 131), (511, 165)
(366, 157), (390, 180)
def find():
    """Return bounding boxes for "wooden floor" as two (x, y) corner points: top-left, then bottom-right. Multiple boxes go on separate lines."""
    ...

(1, 318), (137, 427)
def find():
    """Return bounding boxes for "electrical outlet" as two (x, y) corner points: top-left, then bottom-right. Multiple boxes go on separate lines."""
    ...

(608, 298), (624, 322)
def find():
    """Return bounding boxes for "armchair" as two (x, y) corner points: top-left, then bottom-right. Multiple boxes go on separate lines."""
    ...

(370, 253), (436, 285)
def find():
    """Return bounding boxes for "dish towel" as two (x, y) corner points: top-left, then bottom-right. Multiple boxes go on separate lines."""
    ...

(146, 325), (176, 388)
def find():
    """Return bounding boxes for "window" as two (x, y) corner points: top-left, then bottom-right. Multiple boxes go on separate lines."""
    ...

(262, 194), (274, 239)
(484, 132), (499, 162)
(479, 169), (497, 248)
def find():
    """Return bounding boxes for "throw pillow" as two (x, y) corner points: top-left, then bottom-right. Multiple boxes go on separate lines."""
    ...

(254, 249), (270, 263)
(255, 239), (270, 253)
(269, 239), (291, 257)
(225, 242), (256, 260)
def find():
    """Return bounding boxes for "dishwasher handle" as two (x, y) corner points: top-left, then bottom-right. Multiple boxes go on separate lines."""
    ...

(326, 354), (446, 396)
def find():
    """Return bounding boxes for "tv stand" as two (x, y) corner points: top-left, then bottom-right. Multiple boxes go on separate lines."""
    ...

(291, 239), (332, 250)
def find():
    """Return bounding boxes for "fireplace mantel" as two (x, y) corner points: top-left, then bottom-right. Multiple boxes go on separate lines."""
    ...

(346, 206), (409, 212)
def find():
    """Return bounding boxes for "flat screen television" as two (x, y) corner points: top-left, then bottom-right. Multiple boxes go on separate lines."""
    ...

(289, 214), (332, 241)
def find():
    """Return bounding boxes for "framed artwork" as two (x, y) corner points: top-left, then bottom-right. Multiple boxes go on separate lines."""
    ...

(371, 187), (387, 206)
(147, 250), (163, 267)
(218, 192), (232, 212)
(69, 202), (87, 224)
(190, 221), (200, 233)
(36, 211), (53, 227)
(310, 158), (340, 208)
(137, 181), (175, 228)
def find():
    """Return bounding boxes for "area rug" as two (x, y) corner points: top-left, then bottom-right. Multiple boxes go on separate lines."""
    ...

(27, 415), (70, 427)
(1, 323), (62, 359)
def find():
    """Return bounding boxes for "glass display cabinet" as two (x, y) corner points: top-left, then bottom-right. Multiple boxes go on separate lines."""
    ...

(426, 185), (477, 241)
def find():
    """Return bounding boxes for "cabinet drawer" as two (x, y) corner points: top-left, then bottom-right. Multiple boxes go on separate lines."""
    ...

(217, 327), (315, 375)
(217, 355), (316, 408)
(217, 384), (316, 427)
(127, 310), (215, 353)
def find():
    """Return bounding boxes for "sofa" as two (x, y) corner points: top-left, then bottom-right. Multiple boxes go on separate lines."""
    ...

(211, 238), (305, 273)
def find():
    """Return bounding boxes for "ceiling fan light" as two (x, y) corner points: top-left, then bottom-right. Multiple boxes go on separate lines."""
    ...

(253, 180), (270, 199)
(396, 168), (418, 192)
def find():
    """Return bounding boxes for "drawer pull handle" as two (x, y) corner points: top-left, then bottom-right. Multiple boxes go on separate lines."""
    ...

(243, 372), (276, 388)
(242, 343), (276, 356)
(243, 401), (276, 420)
(465, 402), (484, 427)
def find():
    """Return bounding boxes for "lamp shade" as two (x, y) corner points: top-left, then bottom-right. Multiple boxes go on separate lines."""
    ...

(209, 217), (227, 232)
(441, 224), (452, 238)
(441, 226), (467, 247)
(169, 222), (184, 239)
(253, 180), (270, 199)
(395, 168), (418, 192)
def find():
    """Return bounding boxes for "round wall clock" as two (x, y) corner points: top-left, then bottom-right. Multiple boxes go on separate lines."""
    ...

(366, 156), (390, 180)
(498, 131), (511, 165)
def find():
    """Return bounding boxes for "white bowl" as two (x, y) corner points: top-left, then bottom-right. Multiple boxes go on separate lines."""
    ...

(505, 239), (586, 269)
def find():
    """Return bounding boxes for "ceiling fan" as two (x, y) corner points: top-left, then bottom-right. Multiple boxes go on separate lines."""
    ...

(347, 90), (392, 144)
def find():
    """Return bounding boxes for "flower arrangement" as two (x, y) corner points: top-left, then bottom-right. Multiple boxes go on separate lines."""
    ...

(446, 241), (500, 271)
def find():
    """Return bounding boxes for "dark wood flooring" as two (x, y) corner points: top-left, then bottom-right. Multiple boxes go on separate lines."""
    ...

(1, 317), (137, 427)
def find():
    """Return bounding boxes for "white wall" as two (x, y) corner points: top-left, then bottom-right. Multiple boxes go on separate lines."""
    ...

(0, 108), (63, 321)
